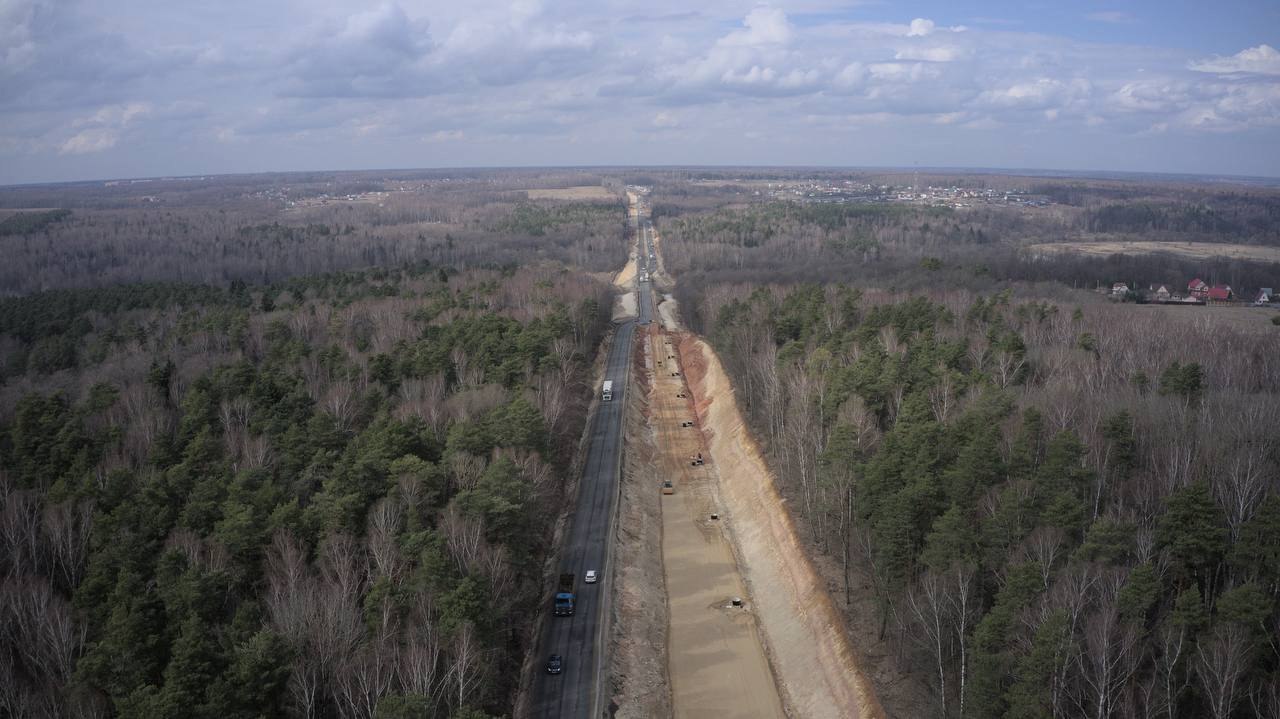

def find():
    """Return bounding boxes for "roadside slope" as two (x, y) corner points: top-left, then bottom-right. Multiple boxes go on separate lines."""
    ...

(680, 334), (885, 719)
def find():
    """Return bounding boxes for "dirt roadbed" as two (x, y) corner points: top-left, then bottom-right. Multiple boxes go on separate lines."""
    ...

(652, 327), (785, 719)
(679, 335), (885, 719)
(606, 334), (672, 718)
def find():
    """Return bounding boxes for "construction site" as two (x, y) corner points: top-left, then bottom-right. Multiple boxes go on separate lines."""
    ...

(607, 192), (882, 719)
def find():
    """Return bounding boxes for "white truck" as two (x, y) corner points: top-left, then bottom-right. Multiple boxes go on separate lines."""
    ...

(602, 380), (613, 401)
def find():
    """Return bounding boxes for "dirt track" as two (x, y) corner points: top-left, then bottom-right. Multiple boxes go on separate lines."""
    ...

(607, 334), (672, 718)
(679, 335), (885, 719)
(650, 327), (785, 719)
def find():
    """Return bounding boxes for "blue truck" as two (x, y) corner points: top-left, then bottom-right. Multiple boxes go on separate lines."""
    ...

(554, 573), (576, 616)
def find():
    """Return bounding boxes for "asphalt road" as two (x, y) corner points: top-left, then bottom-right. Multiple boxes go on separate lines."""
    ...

(529, 200), (655, 718)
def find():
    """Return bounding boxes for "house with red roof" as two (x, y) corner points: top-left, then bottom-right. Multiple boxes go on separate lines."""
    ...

(1188, 278), (1209, 299)
(1206, 285), (1234, 303)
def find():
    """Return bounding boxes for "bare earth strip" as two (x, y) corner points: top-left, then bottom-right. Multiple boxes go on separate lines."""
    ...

(652, 328), (786, 719)
(680, 335), (885, 719)
(658, 294), (683, 332)
(612, 291), (637, 322)
(614, 256), (637, 288)
(607, 334), (673, 718)
(1029, 241), (1280, 263)
(527, 186), (615, 200)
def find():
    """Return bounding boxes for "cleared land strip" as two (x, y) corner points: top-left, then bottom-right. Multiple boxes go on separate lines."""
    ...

(1028, 240), (1280, 262)
(678, 334), (885, 719)
(651, 327), (786, 719)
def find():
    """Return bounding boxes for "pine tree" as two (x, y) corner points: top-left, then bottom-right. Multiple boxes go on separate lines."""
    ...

(1156, 481), (1228, 589)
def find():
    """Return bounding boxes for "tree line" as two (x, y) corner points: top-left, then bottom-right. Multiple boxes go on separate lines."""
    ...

(0, 173), (625, 297)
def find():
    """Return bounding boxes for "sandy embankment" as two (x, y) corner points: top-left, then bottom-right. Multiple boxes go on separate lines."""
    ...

(614, 256), (637, 288)
(612, 291), (637, 321)
(658, 294), (682, 331)
(611, 222), (639, 320)
(653, 329), (784, 719)
(648, 225), (674, 288)
(680, 335), (885, 719)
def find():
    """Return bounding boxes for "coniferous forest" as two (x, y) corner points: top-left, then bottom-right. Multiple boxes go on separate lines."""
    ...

(0, 172), (622, 717)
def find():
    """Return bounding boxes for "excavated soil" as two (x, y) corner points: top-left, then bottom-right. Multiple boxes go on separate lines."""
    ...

(678, 335), (885, 719)
(652, 328), (785, 719)
(614, 257), (637, 289)
(613, 291), (637, 321)
(657, 294), (682, 331)
(606, 333), (672, 718)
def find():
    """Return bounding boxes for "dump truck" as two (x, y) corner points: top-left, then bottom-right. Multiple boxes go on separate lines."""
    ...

(554, 573), (576, 616)
(602, 380), (613, 401)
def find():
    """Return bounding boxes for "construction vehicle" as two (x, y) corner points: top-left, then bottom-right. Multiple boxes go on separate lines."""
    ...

(602, 380), (613, 401)
(554, 573), (576, 616)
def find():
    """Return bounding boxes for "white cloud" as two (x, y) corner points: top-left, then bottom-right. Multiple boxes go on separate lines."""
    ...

(868, 62), (940, 83)
(906, 18), (935, 37)
(833, 62), (866, 89)
(80, 102), (153, 127)
(1189, 44), (1280, 75)
(1174, 83), (1280, 131)
(723, 7), (793, 47)
(977, 78), (1091, 111)
(1109, 81), (1190, 113)
(652, 111), (678, 127)
(895, 46), (964, 63)
(60, 128), (118, 154)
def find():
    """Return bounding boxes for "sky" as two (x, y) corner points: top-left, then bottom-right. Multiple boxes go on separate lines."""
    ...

(1, 0), (1278, 185)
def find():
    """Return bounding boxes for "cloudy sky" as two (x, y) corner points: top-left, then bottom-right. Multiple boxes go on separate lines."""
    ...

(2, 0), (1278, 184)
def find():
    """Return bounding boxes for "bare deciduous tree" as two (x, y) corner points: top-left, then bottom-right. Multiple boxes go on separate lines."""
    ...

(1195, 624), (1253, 719)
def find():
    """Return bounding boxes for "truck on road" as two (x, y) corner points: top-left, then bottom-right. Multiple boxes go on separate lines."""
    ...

(602, 380), (613, 401)
(554, 573), (576, 616)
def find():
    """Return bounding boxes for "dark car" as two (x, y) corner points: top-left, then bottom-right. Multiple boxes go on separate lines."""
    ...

(545, 654), (563, 675)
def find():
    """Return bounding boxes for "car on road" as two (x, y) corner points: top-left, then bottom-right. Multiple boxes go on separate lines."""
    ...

(545, 654), (563, 675)
(584, 570), (598, 584)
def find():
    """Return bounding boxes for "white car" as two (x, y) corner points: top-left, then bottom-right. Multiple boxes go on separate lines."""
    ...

(584, 570), (598, 584)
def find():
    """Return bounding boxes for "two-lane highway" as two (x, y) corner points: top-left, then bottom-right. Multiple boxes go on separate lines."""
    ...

(529, 193), (655, 718)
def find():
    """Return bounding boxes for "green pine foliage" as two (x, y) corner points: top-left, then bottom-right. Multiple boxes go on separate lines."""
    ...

(0, 263), (611, 717)
(704, 283), (1280, 719)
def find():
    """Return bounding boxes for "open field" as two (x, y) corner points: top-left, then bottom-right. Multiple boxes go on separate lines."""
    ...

(1128, 303), (1280, 332)
(527, 186), (615, 200)
(1029, 241), (1280, 263)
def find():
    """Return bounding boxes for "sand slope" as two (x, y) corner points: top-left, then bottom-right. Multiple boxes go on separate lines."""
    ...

(651, 329), (785, 719)
(680, 335), (885, 719)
